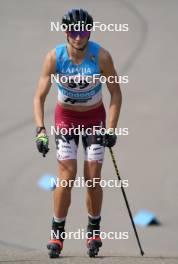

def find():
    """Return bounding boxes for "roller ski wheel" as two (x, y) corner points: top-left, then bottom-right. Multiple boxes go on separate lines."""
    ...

(47, 239), (63, 258)
(87, 237), (102, 258)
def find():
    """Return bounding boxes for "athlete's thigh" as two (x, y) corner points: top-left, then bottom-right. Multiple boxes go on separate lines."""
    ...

(55, 133), (79, 180)
(55, 132), (79, 160)
(82, 132), (105, 180)
(82, 131), (105, 162)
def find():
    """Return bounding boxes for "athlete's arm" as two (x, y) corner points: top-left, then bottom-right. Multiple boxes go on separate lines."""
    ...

(99, 48), (122, 129)
(33, 49), (56, 128)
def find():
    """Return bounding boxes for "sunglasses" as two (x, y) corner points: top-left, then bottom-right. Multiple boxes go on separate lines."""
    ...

(67, 30), (90, 39)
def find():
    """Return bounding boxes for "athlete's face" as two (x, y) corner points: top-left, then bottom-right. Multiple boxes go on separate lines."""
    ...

(66, 30), (90, 50)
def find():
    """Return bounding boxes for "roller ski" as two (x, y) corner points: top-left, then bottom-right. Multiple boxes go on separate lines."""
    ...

(86, 216), (102, 258)
(87, 235), (102, 258)
(47, 239), (63, 258)
(47, 218), (65, 258)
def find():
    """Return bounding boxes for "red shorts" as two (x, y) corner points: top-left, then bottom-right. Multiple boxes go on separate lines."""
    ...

(54, 103), (106, 162)
(54, 103), (106, 129)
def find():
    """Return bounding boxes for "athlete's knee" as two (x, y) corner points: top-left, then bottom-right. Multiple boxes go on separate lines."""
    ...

(86, 178), (103, 192)
(57, 160), (77, 188)
(57, 178), (76, 189)
(84, 168), (101, 190)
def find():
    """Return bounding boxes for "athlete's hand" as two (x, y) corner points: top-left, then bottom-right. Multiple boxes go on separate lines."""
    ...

(105, 131), (117, 148)
(36, 133), (49, 157)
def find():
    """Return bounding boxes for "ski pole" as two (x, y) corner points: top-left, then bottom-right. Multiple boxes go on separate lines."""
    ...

(109, 147), (144, 256)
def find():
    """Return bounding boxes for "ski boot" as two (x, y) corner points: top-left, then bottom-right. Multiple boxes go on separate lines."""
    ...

(86, 216), (102, 258)
(47, 218), (65, 258)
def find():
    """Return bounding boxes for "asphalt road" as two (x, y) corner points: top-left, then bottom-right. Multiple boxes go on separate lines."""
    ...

(0, 0), (178, 262)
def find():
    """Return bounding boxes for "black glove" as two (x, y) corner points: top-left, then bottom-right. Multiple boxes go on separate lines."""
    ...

(36, 133), (49, 157)
(105, 133), (117, 148)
